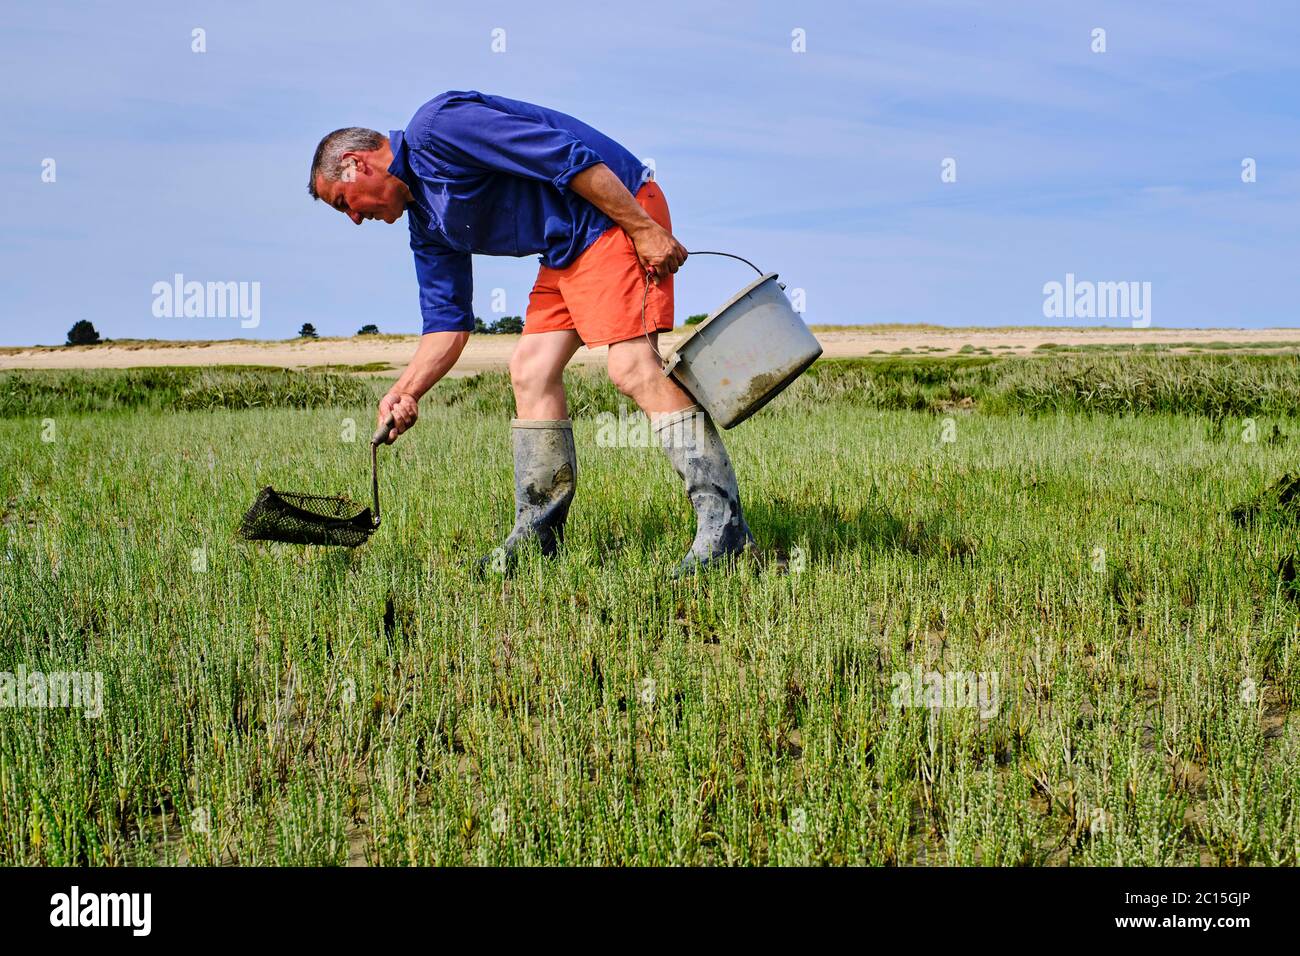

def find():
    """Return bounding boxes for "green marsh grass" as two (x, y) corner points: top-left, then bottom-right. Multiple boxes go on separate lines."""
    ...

(1, 359), (1299, 864)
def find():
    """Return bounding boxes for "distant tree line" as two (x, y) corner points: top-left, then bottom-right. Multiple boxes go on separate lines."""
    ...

(62, 316), (543, 346)
(474, 315), (524, 334)
(295, 323), (383, 338)
(303, 323), (379, 337)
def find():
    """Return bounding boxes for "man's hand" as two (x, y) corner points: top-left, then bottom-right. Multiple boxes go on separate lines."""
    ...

(376, 331), (469, 445)
(629, 221), (688, 283)
(378, 390), (418, 444)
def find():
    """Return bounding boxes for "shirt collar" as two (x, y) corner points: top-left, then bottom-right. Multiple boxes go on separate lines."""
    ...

(387, 129), (410, 181)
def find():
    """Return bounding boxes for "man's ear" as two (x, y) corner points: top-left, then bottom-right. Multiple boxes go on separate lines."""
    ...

(339, 154), (363, 183)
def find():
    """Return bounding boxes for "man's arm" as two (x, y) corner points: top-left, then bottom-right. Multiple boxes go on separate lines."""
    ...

(378, 331), (469, 443)
(569, 164), (688, 281)
(379, 238), (473, 444)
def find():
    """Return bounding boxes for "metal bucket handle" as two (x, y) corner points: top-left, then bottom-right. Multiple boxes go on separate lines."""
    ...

(641, 250), (765, 371)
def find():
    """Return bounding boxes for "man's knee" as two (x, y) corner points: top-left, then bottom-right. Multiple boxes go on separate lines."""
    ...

(510, 348), (560, 397)
(607, 347), (659, 399)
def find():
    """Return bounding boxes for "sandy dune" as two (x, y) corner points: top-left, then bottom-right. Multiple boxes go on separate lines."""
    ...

(2, 327), (1298, 374)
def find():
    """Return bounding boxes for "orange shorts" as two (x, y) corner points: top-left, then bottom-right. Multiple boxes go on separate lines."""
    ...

(523, 182), (674, 348)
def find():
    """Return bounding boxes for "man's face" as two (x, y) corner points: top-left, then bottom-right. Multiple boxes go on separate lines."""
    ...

(316, 153), (409, 225)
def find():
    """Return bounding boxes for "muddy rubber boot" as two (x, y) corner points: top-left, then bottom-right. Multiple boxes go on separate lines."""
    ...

(654, 405), (756, 577)
(479, 419), (577, 574)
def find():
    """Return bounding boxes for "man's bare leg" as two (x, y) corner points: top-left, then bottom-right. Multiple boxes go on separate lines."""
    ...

(509, 329), (583, 419)
(604, 334), (693, 417)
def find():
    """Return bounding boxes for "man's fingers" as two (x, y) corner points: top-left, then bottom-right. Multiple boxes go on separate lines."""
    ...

(380, 395), (417, 444)
(387, 414), (414, 443)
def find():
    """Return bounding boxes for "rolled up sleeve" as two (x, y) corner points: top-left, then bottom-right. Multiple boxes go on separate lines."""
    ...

(431, 100), (604, 192)
(411, 238), (474, 333)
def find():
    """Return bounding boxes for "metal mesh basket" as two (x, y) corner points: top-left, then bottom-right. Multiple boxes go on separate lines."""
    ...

(238, 486), (377, 548)
(238, 417), (392, 548)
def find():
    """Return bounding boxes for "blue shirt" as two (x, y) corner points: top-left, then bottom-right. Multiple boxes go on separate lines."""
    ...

(387, 91), (650, 334)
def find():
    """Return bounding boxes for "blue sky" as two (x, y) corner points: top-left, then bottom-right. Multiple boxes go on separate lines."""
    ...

(3, 0), (1298, 345)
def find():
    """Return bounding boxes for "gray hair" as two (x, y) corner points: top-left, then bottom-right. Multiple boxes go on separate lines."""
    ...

(308, 127), (384, 198)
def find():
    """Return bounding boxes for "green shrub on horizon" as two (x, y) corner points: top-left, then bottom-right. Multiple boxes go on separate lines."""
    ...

(0, 367), (374, 418)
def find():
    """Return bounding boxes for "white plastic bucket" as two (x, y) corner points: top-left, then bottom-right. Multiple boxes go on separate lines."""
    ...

(661, 265), (822, 429)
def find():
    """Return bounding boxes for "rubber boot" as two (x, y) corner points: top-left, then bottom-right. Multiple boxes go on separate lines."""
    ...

(654, 405), (755, 576)
(480, 419), (577, 573)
